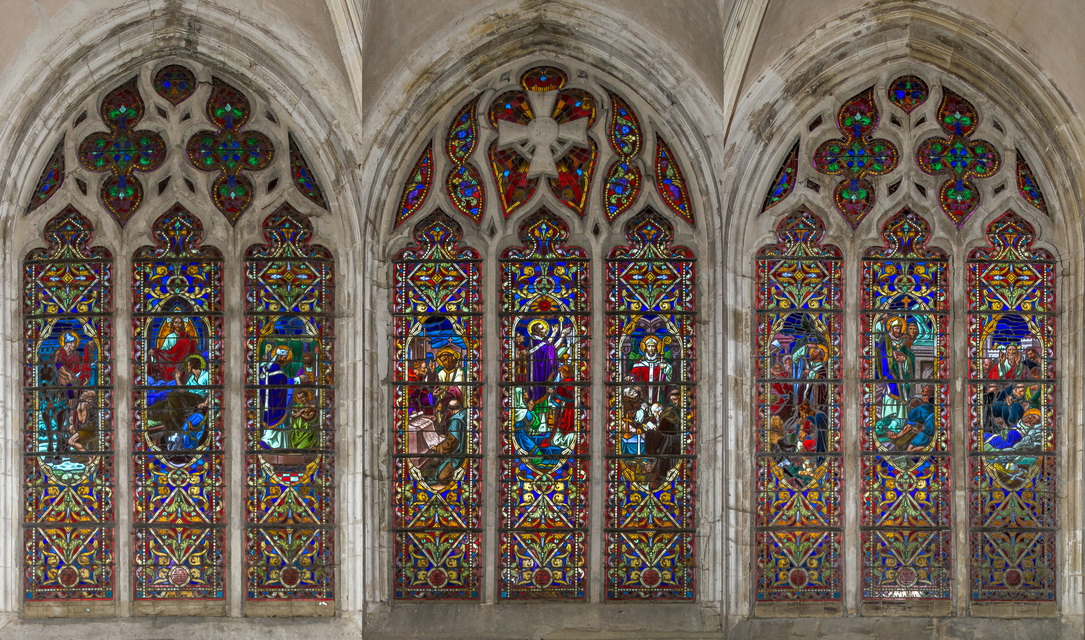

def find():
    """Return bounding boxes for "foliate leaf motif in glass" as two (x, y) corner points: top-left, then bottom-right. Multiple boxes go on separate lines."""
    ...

(966, 211), (1056, 602)
(392, 210), (483, 599)
(131, 205), (225, 599)
(244, 204), (335, 600)
(499, 209), (590, 599)
(761, 139), (799, 213)
(1015, 151), (1049, 216)
(605, 210), (697, 600)
(754, 209), (844, 602)
(153, 64), (197, 106)
(288, 135), (329, 209)
(887, 75), (929, 114)
(24, 207), (115, 600)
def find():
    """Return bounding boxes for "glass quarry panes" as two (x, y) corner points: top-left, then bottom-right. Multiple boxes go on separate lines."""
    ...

(244, 205), (335, 600)
(499, 210), (590, 599)
(967, 211), (1056, 601)
(24, 207), (115, 600)
(754, 210), (843, 601)
(131, 205), (225, 599)
(605, 210), (696, 600)
(392, 211), (483, 599)
(860, 209), (951, 600)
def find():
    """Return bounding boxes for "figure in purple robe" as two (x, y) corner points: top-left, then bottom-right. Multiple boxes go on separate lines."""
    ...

(522, 318), (572, 402)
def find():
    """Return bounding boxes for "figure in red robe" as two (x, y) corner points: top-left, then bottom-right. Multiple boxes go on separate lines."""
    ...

(629, 336), (672, 404)
(154, 317), (198, 381)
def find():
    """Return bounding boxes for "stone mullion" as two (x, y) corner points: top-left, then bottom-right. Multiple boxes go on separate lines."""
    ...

(842, 243), (860, 615)
(115, 243), (133, 616)
(588, 240), (604, 603)
(482, 248), (498, 604)
(951, 246), (969, 614)
(224, 247), (243, 615)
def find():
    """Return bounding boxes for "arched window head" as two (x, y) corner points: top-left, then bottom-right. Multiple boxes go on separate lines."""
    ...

(760, 75), (1053, 233)
(392, 62), (697, 232)
(753, 72), (1062, 611)
(26, 62), (330, 229)
(21, 58), (339, 614)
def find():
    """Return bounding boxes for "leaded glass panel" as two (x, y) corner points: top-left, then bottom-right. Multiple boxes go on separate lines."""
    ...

(244, 204), (335, 600)
(605, 210), (696, 599)
(24, 207), (115, 600)
(754, 210), (843, 601)
(967, 211), (1056, 601)
(392, 211), (483, 599)
(131, 205), (224, 599)
(499, 210), (589, 599)
(859, 209), (951, 600)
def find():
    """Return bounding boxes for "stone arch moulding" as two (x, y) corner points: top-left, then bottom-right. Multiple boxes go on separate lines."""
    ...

(726, 2), (1083, 624)
(0, 0), (357, 240)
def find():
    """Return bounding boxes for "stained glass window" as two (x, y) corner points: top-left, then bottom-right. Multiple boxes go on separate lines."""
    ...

(754, 210), (843, 601)
(499, 210), (590, 599)
(131, 205), (224, 599)
(967, 211), (1056, 601)
(860, 209), (950, 600)
(24, 207), (115, 600)
(605, 210), (696, 599)
(244, 205), (335, 600)
(392, 210), (483, 599)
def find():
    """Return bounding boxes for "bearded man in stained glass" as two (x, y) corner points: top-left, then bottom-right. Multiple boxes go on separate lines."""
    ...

(878, 316), (914, 420)
(53, 331), (90, 390)
(629, 335), (672, 404)
(259, 345), (311, 450)
(522, 318), (572, 402)
(153, 316), (198, 381)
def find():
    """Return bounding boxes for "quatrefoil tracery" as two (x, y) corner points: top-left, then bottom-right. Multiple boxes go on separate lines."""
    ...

(77, 78), (166, 226)
(813, 87), (900, 228)
(185, 77), (275, 224)
(916, 87), (1002, 227)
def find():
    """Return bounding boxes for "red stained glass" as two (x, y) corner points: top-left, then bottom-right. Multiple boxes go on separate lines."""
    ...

(499, 210), (590, 599)
(966, 211), (1056, 601)
(860, 209), (951, 600)
(185, 78), (275, 224)
(77, 78), (166, 225)
(916, 88), (1001, 227)
(754, 210), (843, 602)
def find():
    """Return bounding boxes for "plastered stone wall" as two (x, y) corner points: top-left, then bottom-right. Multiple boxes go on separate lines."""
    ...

(0, 1), (1081, 639)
